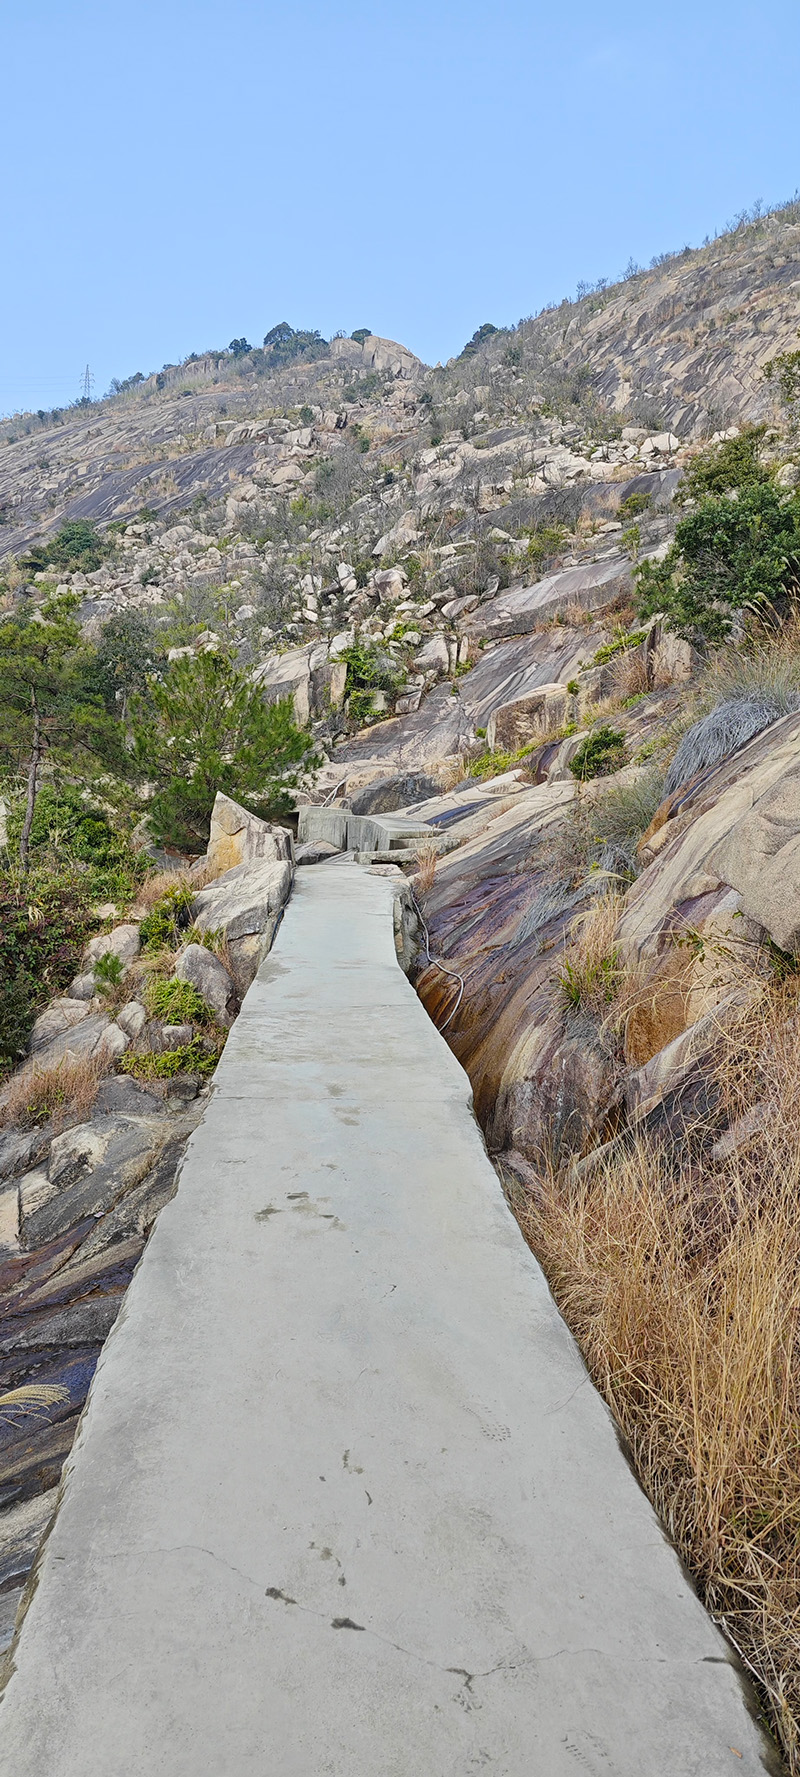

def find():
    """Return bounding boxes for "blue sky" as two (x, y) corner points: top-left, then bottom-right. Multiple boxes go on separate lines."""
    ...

(2, 0), (799, 416)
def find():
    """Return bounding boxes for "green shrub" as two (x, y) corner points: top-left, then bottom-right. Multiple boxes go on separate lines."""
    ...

(0, 978), (35, 1071)
(346, 689), (376, 726)
(593, 629), (647, 665)
(139, 884), (195, 952)
(342, 374), (383, 404)
(132, 653), (318, 849)
(618, 492), (651, 521)
(765, 350), (800, 434)
(514, 522), (567, 576)
(0, 863), (99, 1069)
(93, 952), (124, 995)
(558, 951), (619, 1010)
(23, 782), (130, 870)
(635, 484), (800, 641)
(121, 1036), (222, 1080)
(468, 744), (535, 779)
(145, 975), (215, 1025)
(340, 643), (402, 726)
(677, 424), (769, 503)
(184, 923), (224, 952)
(20, 519), (111, 576)
(569, 726), (628, 781)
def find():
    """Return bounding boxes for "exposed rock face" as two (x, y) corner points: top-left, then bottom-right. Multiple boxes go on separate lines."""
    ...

(332, 620), (610, 778)
(28, 1000), (90, 1055)
(485, 683), (568, 752)
(253, 643), (347, 726)
(84, 925), (141, 966)
(621, 712), (800, 958)
(465, 558), (633, 642)
(205, 792), (293, 881)
(347, 772), (440, 815)
(361, 679), (800, 1172)
(192, 858), (292, 941)
(191, 858), (293, 993)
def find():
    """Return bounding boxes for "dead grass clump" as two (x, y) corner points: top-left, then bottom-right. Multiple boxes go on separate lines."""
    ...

(413, 841), (439, 899)
(709, 607), (800, 712)
(0, 1052), (105, 1131)
(543, 770), (665, 889)
(664, 611), (800, 797)
(124, 945), (178, 998)
(556, 891), (623, 1018)
(517, 976), (800, 1769)
(130, 868), (195, 916)
(437, 755), (471, 792)
(610, 646), (650, 701)
(561, 599), (595, 627)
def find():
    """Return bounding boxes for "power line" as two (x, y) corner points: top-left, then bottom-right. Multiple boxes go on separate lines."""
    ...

(80, 364), (94, 402)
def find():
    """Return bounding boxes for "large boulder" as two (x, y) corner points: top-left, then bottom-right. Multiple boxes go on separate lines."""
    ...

(373, 516), (418, 560)
(622, 711), (800, 960)
(205, 792), (293, 881)
(253, 642), (346, 725)
(175, 944), (236, 1025)
(20, 1114), (163, 1249)
(372, 567), (407, 602)
(486, 683), (568, 752)
(28, 1000), (90, 1055)
(348, 773), (440, 817)
(116, 1001), (147, 1041)
(84, 924), (140, 967)
(412, 636), (450, 676)
(329, 333), (422, 379)
(23, 1012), (114, 1067)
(465, 557), (632, 642)
(191, 858), (293, 994)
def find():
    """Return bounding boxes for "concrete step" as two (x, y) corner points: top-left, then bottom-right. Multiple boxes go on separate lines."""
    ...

(0, 866), (777, 1775)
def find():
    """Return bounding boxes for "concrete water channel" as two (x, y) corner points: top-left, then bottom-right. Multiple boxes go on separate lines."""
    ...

(0, 864), (778, 1773)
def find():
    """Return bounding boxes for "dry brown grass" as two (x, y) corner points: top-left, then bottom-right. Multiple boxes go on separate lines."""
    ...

(514, 977), (800, 1770)
(706, 608), (800, 712)
(561, 599), (595, 627)
(437, 755), (471, 792)
(610, 646), (650, 701)
(130, 868), (195, 916)
(0, 1052), (106, 1131)
(557, 892), (624, 1020)
(413, 841), (439, 898)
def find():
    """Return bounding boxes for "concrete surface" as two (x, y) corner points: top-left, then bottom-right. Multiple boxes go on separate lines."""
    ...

(297, 805), (434, 853)
(0, 865), (778, 1775)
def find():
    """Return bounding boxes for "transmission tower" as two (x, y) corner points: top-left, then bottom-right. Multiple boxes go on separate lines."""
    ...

(80, 364), (94, 402)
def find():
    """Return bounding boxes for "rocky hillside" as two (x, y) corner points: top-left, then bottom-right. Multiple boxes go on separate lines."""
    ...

(2, 202), (799, 748)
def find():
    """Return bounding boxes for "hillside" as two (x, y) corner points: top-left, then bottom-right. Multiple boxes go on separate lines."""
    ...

(4, 198), (800, 1768)
(1, 202), (799, 684)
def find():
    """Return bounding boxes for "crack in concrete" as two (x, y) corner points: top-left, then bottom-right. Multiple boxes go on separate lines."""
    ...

(259, 1575), (605, 1693)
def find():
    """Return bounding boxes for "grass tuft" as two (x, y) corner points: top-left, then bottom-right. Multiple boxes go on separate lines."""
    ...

(515, 977), (800, 1770)
(557, 893), (623, 1017)
(0, 1052), (105, 1130)
(413, 841), (439, 899)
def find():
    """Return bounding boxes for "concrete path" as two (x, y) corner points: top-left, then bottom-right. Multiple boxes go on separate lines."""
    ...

(0, 865), (777, 1775)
